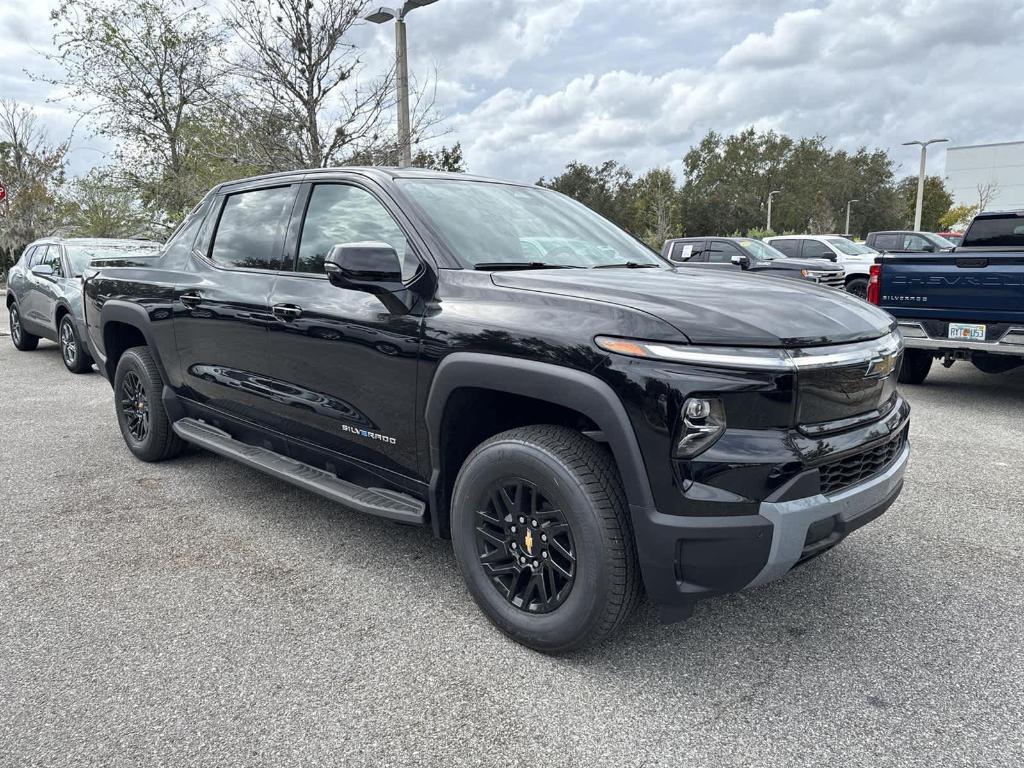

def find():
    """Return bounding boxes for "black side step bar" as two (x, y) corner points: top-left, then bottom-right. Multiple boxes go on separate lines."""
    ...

(172, 418), (426, 525)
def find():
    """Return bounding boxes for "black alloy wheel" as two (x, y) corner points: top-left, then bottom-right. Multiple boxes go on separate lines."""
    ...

(120, 370), (150, 442)
(474, 478), (577, 614)
(846, 277), (869, 300)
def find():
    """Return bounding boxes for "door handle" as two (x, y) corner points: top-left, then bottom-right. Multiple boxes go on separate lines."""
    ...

(180, 291), (203, 308)
(272, 303), (302, 321)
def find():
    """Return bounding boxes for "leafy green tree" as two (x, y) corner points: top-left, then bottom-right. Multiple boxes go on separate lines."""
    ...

(49, 0), (227, 225)
(939, 203), (977, 232)
(895, 175), (953, 231)
(537, 161), (638, 231)
(0, 100), (68, 277)
(60, 168), (151, 238)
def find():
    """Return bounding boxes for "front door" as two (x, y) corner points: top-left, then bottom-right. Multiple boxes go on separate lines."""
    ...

(263, 181), (427, 482)
(172, 183), (298, 425)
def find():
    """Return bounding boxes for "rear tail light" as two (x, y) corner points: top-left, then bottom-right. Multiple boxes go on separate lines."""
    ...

(867, 264), (881, 304)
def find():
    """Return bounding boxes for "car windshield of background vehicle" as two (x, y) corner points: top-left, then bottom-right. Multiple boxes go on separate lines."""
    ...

(827, 238), (876, 255)
(925, 232), (956, 249)
(66, 244), (161, 276)
(397, 179), (665, 269)
(739, 239), (787, 261)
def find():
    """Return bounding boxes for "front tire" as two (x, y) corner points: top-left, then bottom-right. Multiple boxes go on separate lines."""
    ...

(113, 346), (184, 462)
(59, 315), (94, 373)
(9, 303), (39, 351)
(899, 349), (933, 385)
(451, 425), (641, 654)
(846, 277), (868, 300)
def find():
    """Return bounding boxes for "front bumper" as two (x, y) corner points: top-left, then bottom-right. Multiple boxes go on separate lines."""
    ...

(632, 435), (909, 619)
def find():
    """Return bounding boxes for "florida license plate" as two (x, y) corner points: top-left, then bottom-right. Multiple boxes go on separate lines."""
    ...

(948, 323), (986, 341)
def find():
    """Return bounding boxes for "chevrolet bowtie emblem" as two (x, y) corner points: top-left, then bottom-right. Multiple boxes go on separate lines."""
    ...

(524, 529), (534, 556)
(865, 353), (896, 379)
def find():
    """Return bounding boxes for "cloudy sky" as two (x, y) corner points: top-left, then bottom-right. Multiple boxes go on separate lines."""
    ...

(2, 0), (1023, 183)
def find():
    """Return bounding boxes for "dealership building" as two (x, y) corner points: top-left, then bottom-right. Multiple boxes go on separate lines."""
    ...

(944, 140), (1024, 212)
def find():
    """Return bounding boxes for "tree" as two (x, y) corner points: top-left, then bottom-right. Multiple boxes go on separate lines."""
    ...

(49, 0), (226, 224)
(939, 203), (977, 232)
(537, 161), (638, 231)
(895, 174), (953, 231)
(225, 0), (415, 168)
(631, 168), (680, 248)
(413, 143), (466, 173)
(60, 168), (151, 238)
(976, 181), (1000, 212)
(0, 100), (68, 276)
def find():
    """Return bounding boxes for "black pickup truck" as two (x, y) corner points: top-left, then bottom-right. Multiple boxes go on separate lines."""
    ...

(869, 210), (1024, 383)
(83, 168), (910, 652)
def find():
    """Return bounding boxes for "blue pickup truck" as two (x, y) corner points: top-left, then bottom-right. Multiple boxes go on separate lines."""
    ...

(868, 210), (1024, 384)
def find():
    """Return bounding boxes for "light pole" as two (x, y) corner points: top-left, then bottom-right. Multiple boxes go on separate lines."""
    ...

(902, 138), (949, 231)
(364, 1), (439, 168)
(766, 190), (782, 232)
(845, 199), (858, 236)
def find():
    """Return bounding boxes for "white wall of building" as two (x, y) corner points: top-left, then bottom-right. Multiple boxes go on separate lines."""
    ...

(944, 141), (1024, 212)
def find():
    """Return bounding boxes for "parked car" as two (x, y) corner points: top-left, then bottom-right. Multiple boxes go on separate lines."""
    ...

(868, 210), (1024, 383)
(865, 230), (957, 253)
(765, 235), (880, 298)
(83, 168), (909, 653)
(5, 238), (161, 372)
(937, 231), (964, 246)
(662, 236), (845, 289)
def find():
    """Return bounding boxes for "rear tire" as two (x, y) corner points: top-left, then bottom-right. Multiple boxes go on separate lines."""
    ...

(451, 425), (641, 654)
(845, 277), (868, 300)
(59, 315), (94, 374)
(9, 303), (39, 351)
(113, 346), (184, 462)
(899, 349), (933, 385)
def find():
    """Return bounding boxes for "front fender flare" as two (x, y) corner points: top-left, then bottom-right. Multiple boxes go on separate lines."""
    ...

(424, 352), (656, 537)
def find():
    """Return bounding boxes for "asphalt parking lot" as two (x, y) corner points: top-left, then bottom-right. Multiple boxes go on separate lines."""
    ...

(2, 318), (1023, 768)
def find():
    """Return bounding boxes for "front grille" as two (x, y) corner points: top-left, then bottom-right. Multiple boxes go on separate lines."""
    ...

(818, 428), (906, 495)
(816, 270), (845, 289)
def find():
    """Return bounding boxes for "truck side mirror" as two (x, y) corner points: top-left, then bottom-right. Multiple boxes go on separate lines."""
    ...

(323, 241), (409, 313)
(730, 254), (750, 268)
(921, 243), (935, 252)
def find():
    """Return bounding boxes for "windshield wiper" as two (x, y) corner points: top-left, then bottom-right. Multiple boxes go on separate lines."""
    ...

(591, 262), (660, 269)
(473, 262), (581, 271)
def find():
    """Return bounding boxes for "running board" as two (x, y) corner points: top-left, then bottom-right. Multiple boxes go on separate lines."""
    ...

(172, 418), (426, 525)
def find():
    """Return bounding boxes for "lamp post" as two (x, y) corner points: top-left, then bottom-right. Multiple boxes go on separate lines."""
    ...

(845, 199), (858, 236)
(902, 138), (949, 231)
(364, 1), (439, 168)
(766, 190), (782, 232)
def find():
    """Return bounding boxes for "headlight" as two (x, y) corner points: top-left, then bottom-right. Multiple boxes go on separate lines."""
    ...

(595, 332), (902, 372)
(674, 397), (726, 458)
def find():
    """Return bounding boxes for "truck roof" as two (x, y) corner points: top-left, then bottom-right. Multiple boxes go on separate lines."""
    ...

(214, 166), (528, 194)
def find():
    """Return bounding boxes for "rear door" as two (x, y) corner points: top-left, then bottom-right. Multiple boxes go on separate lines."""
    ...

(173, 183), (298, 420)
(262, 179), (427, 480)
(770, 238), (802, 258)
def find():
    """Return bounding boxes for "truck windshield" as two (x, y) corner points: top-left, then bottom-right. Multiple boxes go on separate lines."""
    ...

(397, 179), (664, 269)
(66, 243), (160, 276)
(827, 238), (877, 256)
(737, 239), (787, 261)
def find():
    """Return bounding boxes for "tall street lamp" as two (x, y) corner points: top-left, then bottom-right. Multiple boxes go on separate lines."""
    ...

(845, 199), (858, 236)
(364, 1), (439, 168)
(766, 190), (782, 232)
(902, 138), (949, 231)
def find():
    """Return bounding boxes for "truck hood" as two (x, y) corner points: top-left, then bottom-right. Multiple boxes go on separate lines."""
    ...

(491, 268), (893, 347)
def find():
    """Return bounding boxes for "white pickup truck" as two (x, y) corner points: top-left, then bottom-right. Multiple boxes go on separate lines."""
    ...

(765, 235), (879, 299)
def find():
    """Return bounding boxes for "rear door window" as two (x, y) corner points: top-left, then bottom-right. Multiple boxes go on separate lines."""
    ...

(771, 239), (801, 257)
(210, 186), (297, 270)
(873, 234), (900, 250)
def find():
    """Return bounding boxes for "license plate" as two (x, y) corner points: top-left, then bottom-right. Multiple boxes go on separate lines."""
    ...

(948, 323), (986, 341)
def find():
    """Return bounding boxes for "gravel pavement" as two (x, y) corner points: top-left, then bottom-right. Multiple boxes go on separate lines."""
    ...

(2, 314), (1023, 767)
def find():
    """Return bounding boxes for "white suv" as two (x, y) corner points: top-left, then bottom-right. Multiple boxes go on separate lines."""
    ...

(764, 235), (879, 299)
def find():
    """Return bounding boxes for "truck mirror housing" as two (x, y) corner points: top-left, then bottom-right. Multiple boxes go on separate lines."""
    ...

(324, 242), (404, 294)
(730, 254), (750, 268)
